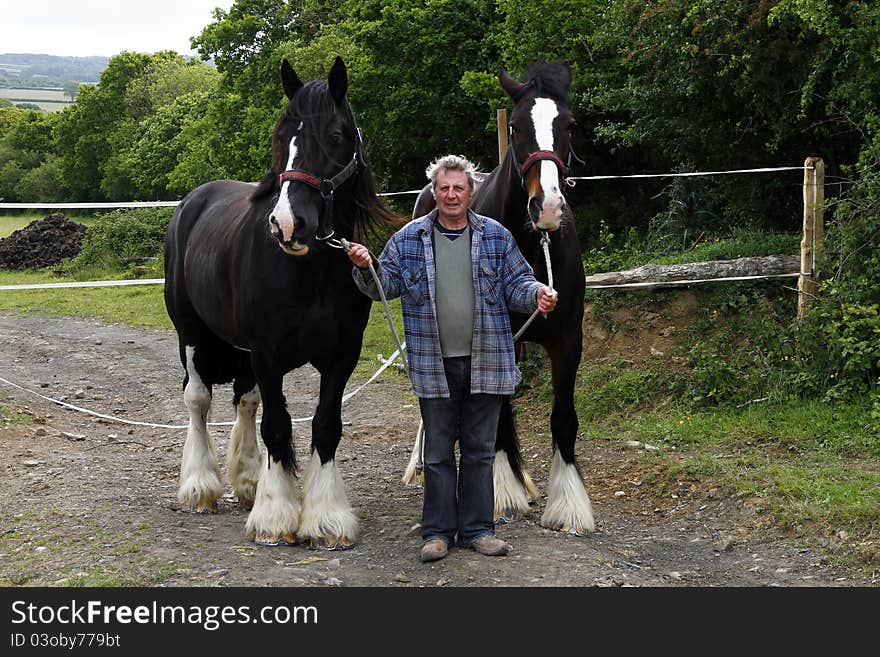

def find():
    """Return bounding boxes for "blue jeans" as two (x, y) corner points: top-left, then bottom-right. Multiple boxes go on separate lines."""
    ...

(418, 356), (502, 547)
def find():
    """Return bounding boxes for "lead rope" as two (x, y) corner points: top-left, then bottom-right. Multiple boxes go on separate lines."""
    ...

(337, 238), (426, 474)
(513, 231), (553, 342)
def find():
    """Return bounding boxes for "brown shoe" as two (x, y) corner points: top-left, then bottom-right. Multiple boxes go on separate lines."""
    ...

(470, 535), (509, 556)
(420, 539), (449, 562)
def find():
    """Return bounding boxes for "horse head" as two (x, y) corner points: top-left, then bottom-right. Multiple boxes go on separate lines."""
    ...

(267, 57), (361, 256)
(499, 61), (575, 232)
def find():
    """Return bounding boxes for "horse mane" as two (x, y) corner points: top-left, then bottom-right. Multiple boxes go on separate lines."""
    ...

(252, 79), (404, 236)
(520, 61), (572, 103)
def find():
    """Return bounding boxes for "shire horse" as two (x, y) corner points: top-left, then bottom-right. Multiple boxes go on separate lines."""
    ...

(164, 57), (399, 548)
(407, 62), (594, 535)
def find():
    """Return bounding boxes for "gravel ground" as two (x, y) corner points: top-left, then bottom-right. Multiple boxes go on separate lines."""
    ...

(0, 313), (874, 587)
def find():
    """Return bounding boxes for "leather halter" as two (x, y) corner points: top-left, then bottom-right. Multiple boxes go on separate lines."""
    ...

(508, 125), (578, 189)
(277, 124), (365, 241)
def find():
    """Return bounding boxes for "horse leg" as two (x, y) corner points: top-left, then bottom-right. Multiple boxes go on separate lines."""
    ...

(227, 367), (263, 509)
(244, 358), (301, 546)
(541, 338), (594, 535)
(493, 396), (540, 523)
(299, 357), (359, 550)
(177, 345), (224, 513)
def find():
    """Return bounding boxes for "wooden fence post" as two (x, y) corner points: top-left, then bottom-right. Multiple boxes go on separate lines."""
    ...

(798, 156), (824, 319)
(497, 108), (508, 165)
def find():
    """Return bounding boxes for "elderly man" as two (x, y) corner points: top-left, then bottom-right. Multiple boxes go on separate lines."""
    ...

(346, 154), (557, 562)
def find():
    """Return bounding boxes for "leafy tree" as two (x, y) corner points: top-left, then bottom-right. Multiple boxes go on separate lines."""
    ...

(123, 54), (219, 120)
(124, 93), (211, 198)
(330, 0), (502, 191)
(63, 81), (80, 101)
(55, 52), (154, 200)
(14, 154), (69, 202)
(0, 107), (60, 201)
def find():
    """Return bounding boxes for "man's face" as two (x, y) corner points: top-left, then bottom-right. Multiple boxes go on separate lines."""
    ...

(434, 169), (471, 225)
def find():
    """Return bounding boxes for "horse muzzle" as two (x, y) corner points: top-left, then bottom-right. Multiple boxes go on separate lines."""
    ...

(528, 194), (565, 231)
(278, 241), (309, 256)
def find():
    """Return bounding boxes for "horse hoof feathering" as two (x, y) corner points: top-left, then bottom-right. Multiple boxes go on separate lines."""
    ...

(164, 56), (401, 548)
(408, 61), (595, 536)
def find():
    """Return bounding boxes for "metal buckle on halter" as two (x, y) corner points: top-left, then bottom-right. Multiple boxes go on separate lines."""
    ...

(319, 179), (335, 199)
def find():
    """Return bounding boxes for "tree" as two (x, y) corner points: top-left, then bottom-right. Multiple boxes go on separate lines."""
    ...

(55, 52), (154, 200)
(0, 107), (60, 201)
(63, 81), (80, 101)
(328, 0), (503, 191)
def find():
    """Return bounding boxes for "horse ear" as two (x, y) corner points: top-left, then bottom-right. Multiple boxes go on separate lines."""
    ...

(498, 65), (525, 100)
(328, 56), (348, 105)
(559, 61), (573, 91)
(281, 59), (303, 100)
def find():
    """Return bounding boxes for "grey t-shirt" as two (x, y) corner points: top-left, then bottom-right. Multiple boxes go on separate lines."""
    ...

(433, 225), (475, 357)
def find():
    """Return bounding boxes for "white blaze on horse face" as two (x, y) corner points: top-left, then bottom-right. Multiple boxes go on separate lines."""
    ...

(270, 128), (308, 254)
(530, 98), (565, 230)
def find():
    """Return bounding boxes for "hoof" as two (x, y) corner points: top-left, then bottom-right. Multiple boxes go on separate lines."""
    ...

(181, 501), (218, 514)
(254, 532), (298, 547)
(543, 521), (590, 537)
(309, 536), (354, 551)
(494, 507), (521, 524)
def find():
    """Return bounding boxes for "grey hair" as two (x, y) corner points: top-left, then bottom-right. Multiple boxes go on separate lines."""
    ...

(425, 154), (477, 192)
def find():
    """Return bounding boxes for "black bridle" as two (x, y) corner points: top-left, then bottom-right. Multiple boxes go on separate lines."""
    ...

(277, 121), (365, 242)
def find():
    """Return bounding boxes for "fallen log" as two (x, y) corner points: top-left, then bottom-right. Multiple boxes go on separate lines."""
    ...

(584, 254), (801, 290)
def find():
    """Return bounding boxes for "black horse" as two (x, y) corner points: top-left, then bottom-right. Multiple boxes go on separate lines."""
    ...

(164, 57), (400, 548)
(406, 62), (594, 535)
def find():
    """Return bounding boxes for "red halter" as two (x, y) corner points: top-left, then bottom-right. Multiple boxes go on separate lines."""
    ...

(519, 150), (567, 177)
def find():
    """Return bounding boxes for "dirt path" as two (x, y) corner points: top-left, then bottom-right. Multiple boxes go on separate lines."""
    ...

(0, 313), (872, 587)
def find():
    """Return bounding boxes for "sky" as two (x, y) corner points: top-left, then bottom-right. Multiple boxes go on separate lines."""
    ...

(1, 0), (237, 58)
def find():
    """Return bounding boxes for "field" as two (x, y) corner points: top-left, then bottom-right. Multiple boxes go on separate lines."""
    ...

(0, 87), (71, 112)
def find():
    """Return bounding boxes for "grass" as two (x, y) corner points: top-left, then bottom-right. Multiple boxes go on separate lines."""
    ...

(0, 510), (185, 587)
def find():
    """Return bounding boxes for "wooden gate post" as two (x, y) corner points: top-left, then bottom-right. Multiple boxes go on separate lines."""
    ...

(798, 156), (824, 319)
(497, 108), (508, 165)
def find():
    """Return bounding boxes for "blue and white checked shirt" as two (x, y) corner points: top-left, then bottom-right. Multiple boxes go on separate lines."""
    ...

(353, 209), (542, 398)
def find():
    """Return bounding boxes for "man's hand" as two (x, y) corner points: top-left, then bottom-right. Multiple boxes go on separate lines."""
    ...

(537, 286), (558, 313)
(347, 242), (372, 269)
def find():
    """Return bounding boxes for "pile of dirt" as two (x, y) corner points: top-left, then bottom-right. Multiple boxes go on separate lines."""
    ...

(0, 213), (87, 270)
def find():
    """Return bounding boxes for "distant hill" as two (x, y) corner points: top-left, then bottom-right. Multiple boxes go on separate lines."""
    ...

(0, 53), (109, 88)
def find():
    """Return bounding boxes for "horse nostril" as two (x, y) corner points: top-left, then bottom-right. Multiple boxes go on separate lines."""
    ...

(528, 197), (543, 217)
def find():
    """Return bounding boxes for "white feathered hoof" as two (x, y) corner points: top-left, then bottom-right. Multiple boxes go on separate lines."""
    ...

(541, 451), (595, 535)
(230, 466), (260, 511)
(493, 450), (533, 523)
(177, 473), (224, 514)
(245, 458), (301, 546)
(298, 453), (358, 549)
(227, 388), (262, 510)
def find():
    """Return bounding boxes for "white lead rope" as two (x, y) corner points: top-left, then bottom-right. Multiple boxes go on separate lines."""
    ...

(513, 231), (553, 342)
(339, 238), (425, 473)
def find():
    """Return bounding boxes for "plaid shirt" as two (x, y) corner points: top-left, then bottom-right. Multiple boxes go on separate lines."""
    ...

(353, 209), (541, 398)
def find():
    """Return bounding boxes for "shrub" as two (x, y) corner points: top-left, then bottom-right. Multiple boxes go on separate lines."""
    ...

(63, 207), (172, 276)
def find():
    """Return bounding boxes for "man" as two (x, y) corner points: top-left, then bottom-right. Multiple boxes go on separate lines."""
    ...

(347, 154), (557, 562)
